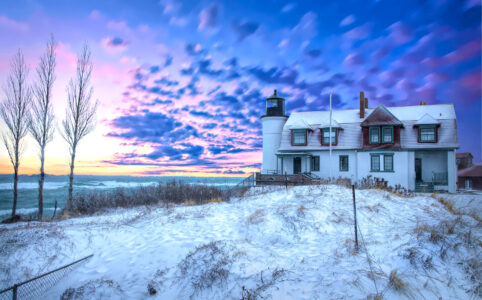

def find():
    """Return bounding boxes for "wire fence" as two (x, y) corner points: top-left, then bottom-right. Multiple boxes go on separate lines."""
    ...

(0, 254), (93, 300)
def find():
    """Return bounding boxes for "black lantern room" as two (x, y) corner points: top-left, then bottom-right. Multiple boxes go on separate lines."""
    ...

(265, 89), (285, 117)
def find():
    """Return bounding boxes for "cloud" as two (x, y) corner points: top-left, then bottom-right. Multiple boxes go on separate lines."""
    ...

(164, 54), (173, 67)
(102, 37), (128, 54)
(199, 3), (219, 30)
(443, 39), (481, 64)
(281, 3), (296, 13)
(388, 22), (414, 45)
(340, 15), (355, 27)
(185, 43), (208, 56)
(231, 20), (259, 41)
(0, 15), (28, 31)
(304, 48), (321, 58)
(246, 66), (299, 85)
(344, 52), (364, 66)
(343, 23), (371, 40)
(292, 12), (317, 37)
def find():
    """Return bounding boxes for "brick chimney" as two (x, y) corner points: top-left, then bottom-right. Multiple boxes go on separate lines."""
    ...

(365, 97), (368, 108)
(359, 91), (365, 118)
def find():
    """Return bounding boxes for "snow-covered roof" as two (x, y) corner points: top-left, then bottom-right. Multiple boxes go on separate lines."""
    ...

(318, 119), (341, 128)
(278, 104), (458, 151)
(414, 113), (441, 125)
(283, 104), (455, 128)
(285, 118), (314, 130)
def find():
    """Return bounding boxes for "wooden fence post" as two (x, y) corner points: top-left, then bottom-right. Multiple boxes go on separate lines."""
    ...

(352, 184), (359, 252)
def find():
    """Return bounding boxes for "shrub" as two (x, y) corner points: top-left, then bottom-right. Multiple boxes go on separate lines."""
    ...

(65, 180), (228, 215)
(61, 279), (124, 299)
(177, 241), (236, 296)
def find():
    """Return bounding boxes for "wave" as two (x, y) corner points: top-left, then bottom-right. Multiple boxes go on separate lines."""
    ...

(0, 207), (55, 217)
(0, 182), (68, 190)
(0, 180), (239, 191)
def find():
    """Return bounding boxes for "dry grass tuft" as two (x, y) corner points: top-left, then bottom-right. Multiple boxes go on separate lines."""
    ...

(240, 268), (286, 299)
(247, 209), (265, 225)
(184, 200), (197, 206)
(388, 270), (406, 291)
(296, 205), (306, 217)
(437, 197), (457, 214)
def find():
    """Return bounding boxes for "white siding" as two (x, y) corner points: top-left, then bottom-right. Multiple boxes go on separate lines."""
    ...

(309, 150), (357, 179)
(357, 151), (410, 188)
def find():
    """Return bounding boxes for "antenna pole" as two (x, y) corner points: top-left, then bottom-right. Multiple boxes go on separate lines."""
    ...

(329, 90), (333, 181)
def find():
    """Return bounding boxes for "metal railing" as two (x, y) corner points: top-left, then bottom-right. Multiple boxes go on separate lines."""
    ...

(432, 171), (448, 185)
(0, 254), (93, 300)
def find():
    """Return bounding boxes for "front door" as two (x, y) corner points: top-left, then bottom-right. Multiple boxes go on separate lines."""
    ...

(415, 158), (422, 182)
(294, 157), (302, 174)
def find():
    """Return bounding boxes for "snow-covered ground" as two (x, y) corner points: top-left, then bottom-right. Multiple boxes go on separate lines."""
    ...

(0, 185), (480, 299)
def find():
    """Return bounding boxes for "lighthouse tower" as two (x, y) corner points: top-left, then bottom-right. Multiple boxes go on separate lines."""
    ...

(261, 90), (288, 174)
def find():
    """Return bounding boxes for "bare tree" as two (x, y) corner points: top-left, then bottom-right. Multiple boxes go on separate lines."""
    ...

(29, 35), (57, 220)
(61, 43), (98, 208)
(0, 50), (32, 218)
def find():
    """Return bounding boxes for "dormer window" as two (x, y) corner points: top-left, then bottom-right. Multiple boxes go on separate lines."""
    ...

(291, 129), (307, 146)
(382, 126), (394, 143)
(369, 127), (380, 144)
(419, 125), (437, 143)
(322, 128), (337, 145)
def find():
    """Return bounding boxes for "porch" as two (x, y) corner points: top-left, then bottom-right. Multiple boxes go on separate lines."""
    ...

(273, 152), (314, 175)
(414, 150), (452, 192)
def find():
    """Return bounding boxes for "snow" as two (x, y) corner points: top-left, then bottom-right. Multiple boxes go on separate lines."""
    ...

(0, 185), (480, 299)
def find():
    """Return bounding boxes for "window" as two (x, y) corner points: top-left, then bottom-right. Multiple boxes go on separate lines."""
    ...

(292, 129), (307, 145)
(311, 156), (320, 171)
(369, 127), (380, 144)
(419, 126), (436, 142)
(267, 99), (278, 108)
(371, 155), (380, 171)
(382, 126), (393, 143)
(384, 155), (393, 171)
(456, 159), (460, 166)
(322, 128), (337, 145)
(339, 155), (349, 171)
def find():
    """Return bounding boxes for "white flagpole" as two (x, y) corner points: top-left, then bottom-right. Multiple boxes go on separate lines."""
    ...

(329, 90), (333, 181)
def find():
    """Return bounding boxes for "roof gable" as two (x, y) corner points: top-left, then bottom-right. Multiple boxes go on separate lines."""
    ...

(414, 113), (440, 125)
(360, 105), (403, 127)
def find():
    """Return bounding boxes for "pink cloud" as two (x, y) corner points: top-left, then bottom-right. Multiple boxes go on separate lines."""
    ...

(388, 22), (413, 45)
(443, 39), (481, 65)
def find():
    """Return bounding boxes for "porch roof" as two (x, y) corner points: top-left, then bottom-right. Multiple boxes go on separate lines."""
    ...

(276, 152), (312, 156)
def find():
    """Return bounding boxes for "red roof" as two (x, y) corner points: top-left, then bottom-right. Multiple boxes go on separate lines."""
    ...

(458, 164), (482, 177)
(456, 152), (473, 158)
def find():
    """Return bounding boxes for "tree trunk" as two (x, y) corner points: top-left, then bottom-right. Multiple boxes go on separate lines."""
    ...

(12, 167), (18, 217)
(68, 149), (76, 210)
(38, 146), (45, 220)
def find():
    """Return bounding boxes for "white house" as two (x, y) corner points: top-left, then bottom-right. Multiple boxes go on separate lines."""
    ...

(261, 90), (459, 192)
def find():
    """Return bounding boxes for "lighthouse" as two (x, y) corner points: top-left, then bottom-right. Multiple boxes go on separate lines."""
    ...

(261, 90), (288, 174)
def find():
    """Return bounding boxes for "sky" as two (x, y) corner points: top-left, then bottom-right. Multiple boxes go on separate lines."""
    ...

(0, 0), (480, 177)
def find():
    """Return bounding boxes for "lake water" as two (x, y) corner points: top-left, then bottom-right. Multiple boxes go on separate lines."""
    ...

(0, 174), (244, 218)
